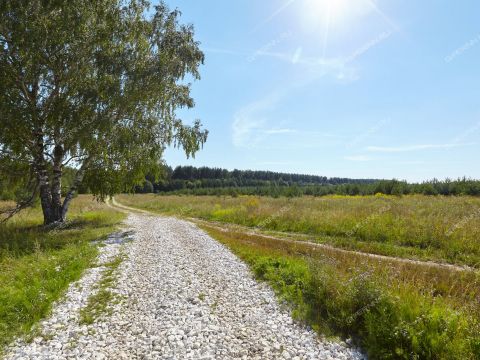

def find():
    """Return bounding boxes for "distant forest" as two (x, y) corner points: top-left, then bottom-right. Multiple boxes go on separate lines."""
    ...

(2, 165), (479, 201)
(136, 166), (480, 197)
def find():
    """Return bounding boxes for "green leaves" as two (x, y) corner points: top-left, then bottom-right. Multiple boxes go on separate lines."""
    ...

(0, 0), (207, 219)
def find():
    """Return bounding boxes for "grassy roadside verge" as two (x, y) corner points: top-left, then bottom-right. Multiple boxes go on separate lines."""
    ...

(116, 194), (480, 268)
(0, 196), (125, 352)
(79, 252), (126, 325)
(201, 225), (480, 359)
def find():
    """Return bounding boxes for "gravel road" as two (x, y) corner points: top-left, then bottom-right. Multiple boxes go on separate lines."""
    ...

(5, 213), (364, 360)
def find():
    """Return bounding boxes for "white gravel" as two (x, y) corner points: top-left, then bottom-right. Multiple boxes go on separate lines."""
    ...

(5, 213), (365, 360)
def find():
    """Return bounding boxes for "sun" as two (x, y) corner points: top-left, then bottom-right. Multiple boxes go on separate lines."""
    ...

(298, 0), (376, 55)
(314, 0), (348, 23)
(301, 0), (373, 29)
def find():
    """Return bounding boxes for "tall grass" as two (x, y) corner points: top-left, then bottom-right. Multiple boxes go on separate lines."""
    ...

(0, 196), (125, 352)
(202, 225), (480, 360)
(117, 194), (480, 267)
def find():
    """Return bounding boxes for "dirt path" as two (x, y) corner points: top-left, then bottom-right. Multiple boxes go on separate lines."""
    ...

(5, 208), (363, 360)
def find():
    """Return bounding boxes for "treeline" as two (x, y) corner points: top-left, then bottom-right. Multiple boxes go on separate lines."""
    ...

(146, 165), (376, 192)
(2, 165), (479, 201)
(151, 179), (480, 197)
(169, 166), (376, 185)
(134, 166), (480, 197)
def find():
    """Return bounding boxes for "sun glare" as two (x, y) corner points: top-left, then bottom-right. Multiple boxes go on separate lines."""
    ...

(321, 0), (348, 22)
(302, 0), (373, 29)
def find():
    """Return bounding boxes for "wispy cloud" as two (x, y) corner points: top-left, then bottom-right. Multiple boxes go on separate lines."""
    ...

(367, 143), (476, 153)
(232, 93), (282, 148)
(232, 93), (341, 149)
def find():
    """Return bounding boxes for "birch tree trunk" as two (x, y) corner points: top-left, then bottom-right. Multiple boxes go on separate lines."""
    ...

(35, 131), (55, 225)
(50, 145), (64, 222)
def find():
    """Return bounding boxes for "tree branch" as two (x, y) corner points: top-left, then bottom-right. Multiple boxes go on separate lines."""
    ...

(0, 171), (38, 223)
(63, 154), (87, 167)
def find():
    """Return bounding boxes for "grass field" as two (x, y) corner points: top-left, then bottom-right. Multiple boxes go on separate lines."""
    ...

(117, 194), (480, 268)
(201, 225), (480, 359)
(0, 196), (125, 352)
(117, 194), (480, 359)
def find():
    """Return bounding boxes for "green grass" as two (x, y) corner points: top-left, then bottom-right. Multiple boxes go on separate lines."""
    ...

(117, 194), (480, 268)
(79, 253), (125, 325)
(0, 196), (125, 352)
(202, 225), (480, 360)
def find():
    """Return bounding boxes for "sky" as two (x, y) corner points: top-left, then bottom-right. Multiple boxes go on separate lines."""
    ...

(162, 0), (480, 182)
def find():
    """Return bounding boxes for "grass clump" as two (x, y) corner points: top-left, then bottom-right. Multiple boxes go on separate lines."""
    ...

(79, 253), (125, 325)
(0, 196), (125, 352)
(202, 225), (480, 360)
(306, 266), (478, 359)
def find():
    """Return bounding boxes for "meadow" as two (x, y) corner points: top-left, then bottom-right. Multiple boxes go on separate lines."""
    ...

(117, 194), (480, 268)
(117, 193), (480, 359)
(0, 196), (125, 352)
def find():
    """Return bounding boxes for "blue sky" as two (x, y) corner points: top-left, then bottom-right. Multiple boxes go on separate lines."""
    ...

(162, 0), (480, 182)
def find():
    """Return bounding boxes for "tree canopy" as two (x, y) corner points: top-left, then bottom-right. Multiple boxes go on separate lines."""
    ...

(0, 0), (207, 224)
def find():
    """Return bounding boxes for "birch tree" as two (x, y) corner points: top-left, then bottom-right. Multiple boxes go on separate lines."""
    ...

(0, 0), (207, 224)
